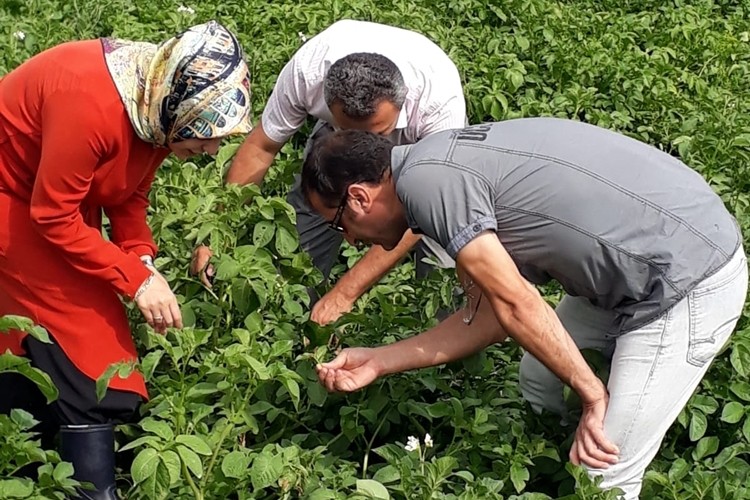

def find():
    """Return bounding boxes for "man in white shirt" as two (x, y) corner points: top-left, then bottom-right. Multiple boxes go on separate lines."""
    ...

(191, 20), (466, 325)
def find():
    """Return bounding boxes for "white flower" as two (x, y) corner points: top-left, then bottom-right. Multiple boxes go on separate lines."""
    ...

(404, 435), (420, 452)
(177, 5), (195, 14)
(424, 433), (433, 448)
(12, 31), (25, 41)
(298, 32), (308, 43)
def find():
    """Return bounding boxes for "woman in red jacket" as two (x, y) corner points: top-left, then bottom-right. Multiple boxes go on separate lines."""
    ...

(0, 20), (251, 497)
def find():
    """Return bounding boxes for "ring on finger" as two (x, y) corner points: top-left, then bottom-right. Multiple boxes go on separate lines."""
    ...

(154, 315), (164, 321)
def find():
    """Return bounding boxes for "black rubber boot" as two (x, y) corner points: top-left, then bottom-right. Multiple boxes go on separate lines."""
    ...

(59, 424), (118, 500)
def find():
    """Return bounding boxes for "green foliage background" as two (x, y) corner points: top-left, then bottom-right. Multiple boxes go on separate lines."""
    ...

(1, 0), (750, 498)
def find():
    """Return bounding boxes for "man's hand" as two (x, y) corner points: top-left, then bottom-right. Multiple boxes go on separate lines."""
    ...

(316, 348), (383, 392)
(190, 245), (215, 288)
(310, 230), (423, 325)
(135, 270), (183, 334)
(310, 289), (355, 325)
(570, 391), (620, 468)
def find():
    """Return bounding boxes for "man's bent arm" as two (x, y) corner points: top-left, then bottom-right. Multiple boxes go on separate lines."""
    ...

(374, 294), (506, 377)
(333, 230), (422, 303)
(456, 232), (607, 404)
(225, 121), (283, 186)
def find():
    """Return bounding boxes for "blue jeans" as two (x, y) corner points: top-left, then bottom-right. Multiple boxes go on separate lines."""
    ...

(520, 247), (748, 498)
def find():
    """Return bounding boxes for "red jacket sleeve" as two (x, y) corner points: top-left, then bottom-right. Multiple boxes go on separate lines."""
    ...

(104, 168), (159, 259)
(29, 89), (151, 299)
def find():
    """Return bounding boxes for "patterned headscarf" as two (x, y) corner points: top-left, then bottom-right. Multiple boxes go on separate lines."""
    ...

(102, 21), (252, 146)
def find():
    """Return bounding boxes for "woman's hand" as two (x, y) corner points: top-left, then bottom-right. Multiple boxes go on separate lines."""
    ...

(135, 269), (183, 334)
(189, 245), (215, 288)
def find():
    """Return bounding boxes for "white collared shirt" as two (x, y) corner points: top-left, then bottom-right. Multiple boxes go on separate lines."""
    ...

(261, 20), (467, 145)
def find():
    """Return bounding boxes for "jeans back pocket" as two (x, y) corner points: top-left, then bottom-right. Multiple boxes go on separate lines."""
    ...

(687, 253), (748, 367)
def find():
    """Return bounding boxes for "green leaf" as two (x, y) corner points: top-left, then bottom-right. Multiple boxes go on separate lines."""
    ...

(668, 458), (690, 482)
(714, 445), (741, 468)
(216, 143), (240, 171)
(721, 402), (746, 424)
(306, 489), (339, 500)
(691, 395), (719, 414)
(453, 470), (475, 482)
(693, 436), (720, 460)
(742, 416), (750, 442)
(161, 450), (181, 485)
(307, 379), (328, 407)
(9, 409), (37, 429)
(216, 257), (243, 280)
(258, 202), (275, 220)
(140, 351), (164, 382)
(142, 459), (171, 499)
(275, 223), (299, 257)
(244, 311), (264, 334)
(0, 478), (34, 498)
(131, 448), (160, 484)
(731, 382), (750, 402)
(281, 377), (300, 410)
(355, 479), (390, 499)
(689, 410), (708, 441)
(221, 450), (250, 479)
(245, 356), (271, 380)
(253, 221), (276, 247)
(175, 435), (212, 456)
(510, 462), (530, 493)
(507, 69), (524, 90)
(141, 418), (174, 441)
(250, 451), (283, 490)
(119, 435), (162, 452)
(177, 445), (203, 479)
(731, 343), (750, 377)
(0, 315), (50, 343)
(516, 35), (530, 51)
(186, 382), (219, 399)
(52, 461), (75, 482)
(372, 465), (400, 484)
(0, 354), (58, 403)
(180, 303), (196, 328)
(95, 361), (134, 402)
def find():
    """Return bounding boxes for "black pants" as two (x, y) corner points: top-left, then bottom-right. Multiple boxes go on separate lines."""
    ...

(0, 336), (142, 448)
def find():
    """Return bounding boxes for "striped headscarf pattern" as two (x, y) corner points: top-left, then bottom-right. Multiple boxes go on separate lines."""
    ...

(103, 20), (252, 146)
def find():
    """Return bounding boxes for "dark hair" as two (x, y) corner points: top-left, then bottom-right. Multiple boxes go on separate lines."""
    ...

(301, 130), (394, 208)
(323, 53), (407, 118)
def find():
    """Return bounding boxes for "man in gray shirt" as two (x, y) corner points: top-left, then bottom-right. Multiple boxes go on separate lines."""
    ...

(300, 118), (747, 498)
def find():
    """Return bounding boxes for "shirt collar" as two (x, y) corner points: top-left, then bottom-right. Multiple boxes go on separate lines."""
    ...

(395, 106), (408, 129)
(390, 144), (411, 182)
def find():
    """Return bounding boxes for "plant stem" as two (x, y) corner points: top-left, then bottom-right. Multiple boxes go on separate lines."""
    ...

(182, 458), (203, 500)
(361, 411), (390, 478)
(200, 421), (234, 491)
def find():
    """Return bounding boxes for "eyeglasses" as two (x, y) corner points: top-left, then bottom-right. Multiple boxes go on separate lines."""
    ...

(328, 191), (349, 233)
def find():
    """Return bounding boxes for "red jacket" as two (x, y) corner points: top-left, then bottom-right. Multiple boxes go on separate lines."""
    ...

(0, 40), (170, 396)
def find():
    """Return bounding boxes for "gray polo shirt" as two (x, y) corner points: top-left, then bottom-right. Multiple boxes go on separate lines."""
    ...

(391, 118), (741, 334)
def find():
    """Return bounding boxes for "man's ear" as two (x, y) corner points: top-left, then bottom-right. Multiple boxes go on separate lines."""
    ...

(347, 183), (374, 214)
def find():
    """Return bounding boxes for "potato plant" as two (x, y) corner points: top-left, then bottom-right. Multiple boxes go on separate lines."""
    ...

(1, 0), (750, 498)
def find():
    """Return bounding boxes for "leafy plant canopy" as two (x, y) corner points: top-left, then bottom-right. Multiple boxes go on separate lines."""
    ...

(1, 0), (750, 498)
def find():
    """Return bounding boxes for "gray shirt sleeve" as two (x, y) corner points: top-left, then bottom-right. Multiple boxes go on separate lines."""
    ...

(397, 161), (497, 259)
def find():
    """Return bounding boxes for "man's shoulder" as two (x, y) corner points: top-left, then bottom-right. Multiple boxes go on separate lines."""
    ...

(319, 19), (419, 39)
(396, 133), (458, 176)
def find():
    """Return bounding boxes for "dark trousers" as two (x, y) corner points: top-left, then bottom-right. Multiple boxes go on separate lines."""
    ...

(0, 336), (142, 449)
